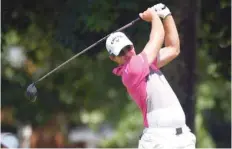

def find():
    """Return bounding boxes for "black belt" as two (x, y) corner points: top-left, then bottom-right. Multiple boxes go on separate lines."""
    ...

(139, 127), (183, 139)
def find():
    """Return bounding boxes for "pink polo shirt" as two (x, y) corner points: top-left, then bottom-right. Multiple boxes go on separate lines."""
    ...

(113, 52), (158, 127)
(113, 52), (186, 128)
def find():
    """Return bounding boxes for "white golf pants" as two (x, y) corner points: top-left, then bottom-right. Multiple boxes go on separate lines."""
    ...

(138, 125), (196, 149)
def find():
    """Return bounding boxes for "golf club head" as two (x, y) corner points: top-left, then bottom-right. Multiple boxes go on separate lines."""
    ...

(26, 83), (37, 102)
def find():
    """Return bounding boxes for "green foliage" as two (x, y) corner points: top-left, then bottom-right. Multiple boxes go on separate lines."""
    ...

(100, 101), (143, 148)
(194, 0), (231, 147)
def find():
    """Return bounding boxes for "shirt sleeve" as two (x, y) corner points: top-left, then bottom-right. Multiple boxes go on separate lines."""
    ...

(126, 52), (150, 85)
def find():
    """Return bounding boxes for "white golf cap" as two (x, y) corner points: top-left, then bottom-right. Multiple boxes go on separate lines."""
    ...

(106, 32), (133, 56)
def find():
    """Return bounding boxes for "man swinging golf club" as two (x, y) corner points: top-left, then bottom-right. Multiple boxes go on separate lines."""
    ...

(106, 3), (196, 149)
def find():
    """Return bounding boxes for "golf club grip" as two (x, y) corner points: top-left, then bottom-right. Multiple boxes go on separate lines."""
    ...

(35, 17), (141, 83)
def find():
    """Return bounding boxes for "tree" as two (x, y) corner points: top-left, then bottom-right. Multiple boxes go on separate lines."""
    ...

(1, 0), (230, 147)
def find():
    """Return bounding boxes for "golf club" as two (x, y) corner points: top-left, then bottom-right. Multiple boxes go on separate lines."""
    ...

(26, 17), (141, 101)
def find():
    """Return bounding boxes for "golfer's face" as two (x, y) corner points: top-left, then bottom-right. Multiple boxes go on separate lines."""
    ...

(119, 45), (135, 57)
(110, 46), (135, 64)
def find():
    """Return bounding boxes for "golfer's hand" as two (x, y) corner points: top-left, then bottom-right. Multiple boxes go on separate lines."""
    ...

(139, 8), (158, 22)
(152, 3), (171, 19)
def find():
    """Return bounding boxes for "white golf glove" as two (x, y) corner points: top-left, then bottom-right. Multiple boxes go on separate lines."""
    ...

(152, 3), (171, 19)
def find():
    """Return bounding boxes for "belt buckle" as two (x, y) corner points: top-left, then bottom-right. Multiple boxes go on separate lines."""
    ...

(176, 127), (182, 135)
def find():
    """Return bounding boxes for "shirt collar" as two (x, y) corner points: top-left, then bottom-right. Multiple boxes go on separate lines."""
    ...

(112, 58), (131, 76)
(112, 64), (125, 76)
(112, 56), (133, 76)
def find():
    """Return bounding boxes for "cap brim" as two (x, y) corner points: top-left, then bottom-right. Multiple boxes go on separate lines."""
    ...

(113, 43), (133, 56)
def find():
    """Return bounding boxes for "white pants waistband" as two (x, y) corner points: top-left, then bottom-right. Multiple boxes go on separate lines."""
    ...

(143, 125), (190, 135)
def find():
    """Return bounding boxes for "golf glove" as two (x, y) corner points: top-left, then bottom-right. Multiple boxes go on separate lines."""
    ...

(152, 3), (171, 19)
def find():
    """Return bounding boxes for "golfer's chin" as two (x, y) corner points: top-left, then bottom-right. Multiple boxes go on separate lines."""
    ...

(124, 50), (136, 60)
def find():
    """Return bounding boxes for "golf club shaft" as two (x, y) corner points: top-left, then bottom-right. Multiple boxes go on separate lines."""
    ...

(35, 17), (141, 84)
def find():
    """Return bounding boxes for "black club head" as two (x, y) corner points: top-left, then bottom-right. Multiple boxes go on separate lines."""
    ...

(26, 83), (38, 102)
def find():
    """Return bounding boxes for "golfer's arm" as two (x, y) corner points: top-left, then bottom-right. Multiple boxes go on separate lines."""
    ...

(142, 14), (165, 65)
(156, 15), (180, 68)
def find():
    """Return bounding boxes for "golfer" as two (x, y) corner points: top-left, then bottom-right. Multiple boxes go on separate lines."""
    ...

(106, 3), (196, 149)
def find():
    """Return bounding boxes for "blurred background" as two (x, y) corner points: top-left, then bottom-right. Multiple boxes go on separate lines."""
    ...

(1, 0), (231, 148)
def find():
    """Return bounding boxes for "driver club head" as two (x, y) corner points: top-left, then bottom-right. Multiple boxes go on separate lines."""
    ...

(26, 83), (38, 102)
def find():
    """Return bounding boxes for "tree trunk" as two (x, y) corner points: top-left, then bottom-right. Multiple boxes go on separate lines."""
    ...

(163, 0), (199, 133)
(177, 0), (199, 133)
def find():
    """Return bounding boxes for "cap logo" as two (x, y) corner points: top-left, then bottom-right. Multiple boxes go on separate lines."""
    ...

(111, 35), (123, 45)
